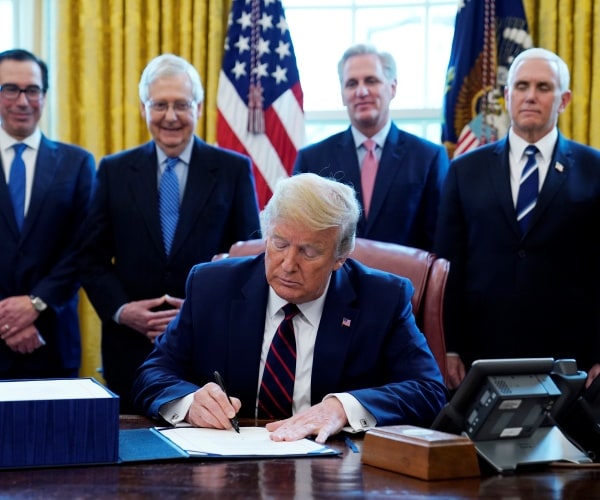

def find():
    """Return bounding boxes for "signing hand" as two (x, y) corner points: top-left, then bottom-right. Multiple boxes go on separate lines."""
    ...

(185, 382), (242, 430)
(446, 354), (466, 390)
(266, 397), (348, 444)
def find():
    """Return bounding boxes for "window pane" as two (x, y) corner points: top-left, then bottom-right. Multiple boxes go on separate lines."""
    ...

(0, 0), (14, 50)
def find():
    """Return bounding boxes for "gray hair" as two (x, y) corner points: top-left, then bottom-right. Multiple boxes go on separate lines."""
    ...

(138, 54), (204, 103)
(337, 43), (397, 84)
(260, 173), (360, 259)
(507, 47), (570, 92)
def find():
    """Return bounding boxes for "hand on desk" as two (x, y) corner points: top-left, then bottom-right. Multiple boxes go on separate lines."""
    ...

(186, 382), (242, 430)
(266, 397), (348, 444)
(119, 295), (183, 341)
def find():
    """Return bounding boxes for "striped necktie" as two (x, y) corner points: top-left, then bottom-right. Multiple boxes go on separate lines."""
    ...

(159, 157), (180, 255)
(361, 139), (378, 218)
(516, 145), (539, 233)
(258, 303), (300, 419)
(8, 143), (27, 231)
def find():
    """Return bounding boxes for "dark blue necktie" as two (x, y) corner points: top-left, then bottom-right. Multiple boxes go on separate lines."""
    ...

(8, 143), (27, 231)
(159, 157), (180, 255)
(258, 303), (300, 419)
(516, 145), (539, 233)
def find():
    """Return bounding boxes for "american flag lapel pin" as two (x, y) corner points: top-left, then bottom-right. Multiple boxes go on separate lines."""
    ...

(555, 162), (564, 173)
(342, 317), (351, 327)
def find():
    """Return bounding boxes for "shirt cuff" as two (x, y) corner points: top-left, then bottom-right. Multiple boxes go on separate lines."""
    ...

(325, 393), (376, 433)
(159, 393), (195, 425)
(113, 304), (126, 324)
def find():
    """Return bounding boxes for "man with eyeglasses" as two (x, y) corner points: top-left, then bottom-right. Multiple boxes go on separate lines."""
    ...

(79, 53), (261, 412)
(0, 49), (95, 379)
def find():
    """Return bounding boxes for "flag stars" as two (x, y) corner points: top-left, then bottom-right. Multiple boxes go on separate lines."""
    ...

(237, 11), (252, 30)
(235, 35), (251, 53)
(252, 62), (269, 78)
(276, 16), (288, 35)
(231, 60), (247, 79)
(272, 65), (288, 84)
(258, 13), (274, 31)
(275, 40), (290, 60)
(257, 38), (271, 57)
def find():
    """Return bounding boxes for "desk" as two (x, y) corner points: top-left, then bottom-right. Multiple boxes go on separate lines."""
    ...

(0, 415), (599, 498)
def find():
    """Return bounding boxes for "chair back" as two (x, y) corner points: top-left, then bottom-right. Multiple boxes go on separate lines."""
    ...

(214, 237), (448, 381)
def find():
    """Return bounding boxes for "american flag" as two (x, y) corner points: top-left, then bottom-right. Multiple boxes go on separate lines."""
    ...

(217, 0), (305, 209)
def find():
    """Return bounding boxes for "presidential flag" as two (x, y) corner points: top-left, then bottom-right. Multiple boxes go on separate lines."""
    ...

(217, 0), (305, 209)
(442, 0), (531, 158)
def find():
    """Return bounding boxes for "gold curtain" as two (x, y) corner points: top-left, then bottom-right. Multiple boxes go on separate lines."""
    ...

(53, 0), (231, 379)
(523, 0), (600, 148)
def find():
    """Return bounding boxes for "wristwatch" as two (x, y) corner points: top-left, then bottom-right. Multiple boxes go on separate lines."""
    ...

(30, 295), (48, 313)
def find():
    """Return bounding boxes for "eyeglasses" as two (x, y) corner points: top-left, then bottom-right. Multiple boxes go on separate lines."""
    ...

(146, 100), (195, 113)
(0, 84), (44, 102)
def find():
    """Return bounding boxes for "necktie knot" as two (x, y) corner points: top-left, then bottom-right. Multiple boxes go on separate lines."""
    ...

(166, 156), (179, 170)
(13, 143), (27, 157)
(282, 303), (300, 320)
(363, 139), (376, 154)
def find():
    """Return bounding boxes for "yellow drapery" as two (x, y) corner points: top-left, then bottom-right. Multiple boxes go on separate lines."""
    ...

(52, 0), (231, 379)
(523, 0), (600, 148)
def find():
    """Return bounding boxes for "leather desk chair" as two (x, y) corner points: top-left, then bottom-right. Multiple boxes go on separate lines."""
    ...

(213, 237), (449, 382)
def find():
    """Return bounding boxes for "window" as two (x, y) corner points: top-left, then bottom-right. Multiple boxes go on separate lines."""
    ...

(284, 0), (456, 144)
(0, 0), (14, 49)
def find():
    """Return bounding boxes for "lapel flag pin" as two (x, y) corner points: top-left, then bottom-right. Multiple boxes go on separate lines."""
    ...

(342, 317), (351, 327)
(555, 162), (564, 173)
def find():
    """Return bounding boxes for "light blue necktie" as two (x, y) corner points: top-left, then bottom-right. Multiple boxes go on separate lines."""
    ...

(159, 157), (180, 255)
(8, 143), (27, 231)
(516, 145), (539, 233)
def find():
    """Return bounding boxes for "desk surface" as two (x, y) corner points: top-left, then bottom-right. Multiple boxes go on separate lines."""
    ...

(1, 415), (599, 498)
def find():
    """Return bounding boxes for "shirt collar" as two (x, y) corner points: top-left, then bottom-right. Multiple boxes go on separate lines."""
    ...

(0, 126), (42, 152)
(508, 127), (558, 162)
(351, 120), (392, 150)
(267, 275), (331, 328)
(155, 137), (194, 166)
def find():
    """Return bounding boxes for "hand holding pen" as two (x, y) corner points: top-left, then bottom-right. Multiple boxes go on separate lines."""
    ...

(214, 371), (240, 433)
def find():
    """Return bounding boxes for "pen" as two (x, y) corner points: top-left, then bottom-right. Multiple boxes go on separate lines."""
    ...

(344, 436), (359, 453)
(213, 370), (240, 433)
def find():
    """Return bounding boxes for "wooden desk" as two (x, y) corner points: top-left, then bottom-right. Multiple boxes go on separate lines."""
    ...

(0, 415), (599, 498)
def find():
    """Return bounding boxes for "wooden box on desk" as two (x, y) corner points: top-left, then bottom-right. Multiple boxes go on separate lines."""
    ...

(0, 378), (119, 469)
(362, 425), (480, 480)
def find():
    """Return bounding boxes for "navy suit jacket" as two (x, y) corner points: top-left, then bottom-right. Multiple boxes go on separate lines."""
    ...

(79, 137), (261, 406)
(0, 135), (95, 376)
(434, 134), (600, 370)
(133, 256), (447, 427)
(293, 124), (449, 250)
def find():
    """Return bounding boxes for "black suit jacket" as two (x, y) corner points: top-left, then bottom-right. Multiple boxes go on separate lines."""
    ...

(79, 137), (260, 408)
(0, 135), (95, 377)
(293, 124), (449, 250)
(434, 134), (600, 370)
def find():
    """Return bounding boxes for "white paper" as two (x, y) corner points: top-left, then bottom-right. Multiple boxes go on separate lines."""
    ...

(0, 378), (112, 401)
(158, 426), (337, 457)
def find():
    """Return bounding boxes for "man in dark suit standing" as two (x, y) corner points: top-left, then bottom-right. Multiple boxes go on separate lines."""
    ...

(293, 44), (449, 251)
(434, 48), (600, 390)
(133, 173), (446, 443)
(0, 49), (95, 378)
(80, 54), (261, 412)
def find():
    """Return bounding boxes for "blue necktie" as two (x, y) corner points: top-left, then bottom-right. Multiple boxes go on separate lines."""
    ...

(159, 157), (180, 255)
(8, 143), (27, 231)
(516, 145), (539, 233)
(258, 303), (300, 419)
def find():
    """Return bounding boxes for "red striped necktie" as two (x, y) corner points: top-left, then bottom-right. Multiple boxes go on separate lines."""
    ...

(258, 303), (300, 419)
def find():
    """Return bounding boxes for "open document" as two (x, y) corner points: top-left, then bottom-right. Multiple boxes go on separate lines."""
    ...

(119, 425), (340, 462)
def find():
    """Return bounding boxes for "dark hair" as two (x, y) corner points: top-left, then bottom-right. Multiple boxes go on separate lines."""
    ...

(0, 49), (49, 92)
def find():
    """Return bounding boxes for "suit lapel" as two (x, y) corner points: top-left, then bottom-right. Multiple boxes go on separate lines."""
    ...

(311, 266), (358, 402)
(0, 156), (19, 237)
(488, 138), (522, 237)
(366, 124), (403, 230)
(170, 138), (216, 257)
(227, 258), (270, 407)
(127, 142), (164, 254)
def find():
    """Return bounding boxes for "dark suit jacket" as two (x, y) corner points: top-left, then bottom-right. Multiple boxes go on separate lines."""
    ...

(79, 137), (261, 408)
(0, 135), (95, 377)
(434, 134), (600, 371)
(293, 124), (449, 250)
(133, 255), (447, 427)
